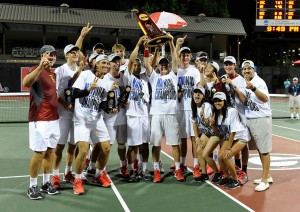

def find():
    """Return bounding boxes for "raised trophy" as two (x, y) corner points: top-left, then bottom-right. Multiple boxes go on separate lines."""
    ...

(135, 11), (172, 47)
(118, 86), (131, 107)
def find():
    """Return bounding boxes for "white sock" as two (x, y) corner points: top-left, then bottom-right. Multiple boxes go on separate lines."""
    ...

(89, 162), (96, 170)
(75, 173), (81, 179)
(175, 162), (180, 170)
(143, 162), (148, 172)
(53, 169), (59, 176)
(193, 158), (199, 167)
(120, 160), (126, 167)
(43, 173), (50, 185)
(65, 166), (71, 174)
(153, 162), (159, 170)
(29, 177), (38, 188)
(95, 169), (101, 177)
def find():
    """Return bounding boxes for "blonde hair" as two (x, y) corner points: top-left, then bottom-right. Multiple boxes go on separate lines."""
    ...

(112, 43), (125, 52)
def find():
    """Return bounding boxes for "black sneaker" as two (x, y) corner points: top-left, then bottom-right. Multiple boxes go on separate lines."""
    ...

(217, 177), (231, 186)
(40, 182), (59, 195)
(27, 185), (43, 200)
(87, 168), (96, 177)
(211, 172), (222, 183)
(140, 171), (153, 181)
(128, 170), (139, 182)
(226, 179), (241, 190)
(194, 173), (209, 182)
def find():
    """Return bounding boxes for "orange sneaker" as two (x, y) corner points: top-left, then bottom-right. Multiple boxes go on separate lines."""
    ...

(174, 169), (185, 182)
(52, 175), (60, 189)
(207, 165), (214, 175)
(120, 165), (130, 178)
(153, 169), (161, 183)
(73, 178), (84, 195)
(101, 170), (111, 184)
(64, 171), (75, 183)
(193, 165), (201, 179)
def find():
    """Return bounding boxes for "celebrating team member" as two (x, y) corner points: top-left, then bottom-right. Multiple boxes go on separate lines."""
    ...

(145, 34), (184, 183)
(210, 92), (250, 189)
(239, 60), (273, 192)
(23, 45), (60, 200)
(72, 54), (111, 195)
(124, 35), (152, 180)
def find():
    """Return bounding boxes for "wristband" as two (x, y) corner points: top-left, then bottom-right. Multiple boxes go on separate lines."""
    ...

(80, 34), (85, 38)
(226, 148), (232, 151)
(144, 49), (150, 57)
(251, 87), (256, 92)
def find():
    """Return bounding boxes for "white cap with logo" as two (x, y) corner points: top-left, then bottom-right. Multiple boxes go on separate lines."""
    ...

(224, 56), (236, 64)
(241, 60), (255, 69)
(212, 92), (227, 101)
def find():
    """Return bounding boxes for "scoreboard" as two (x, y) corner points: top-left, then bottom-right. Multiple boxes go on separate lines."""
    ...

(255, 0), (300, 32)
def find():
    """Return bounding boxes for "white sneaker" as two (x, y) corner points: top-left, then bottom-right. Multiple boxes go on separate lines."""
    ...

(296, 114), (300, 119)
(255, 182), (270, 191)
(254, 177), (273, 184)
(291, 114), (294, 119)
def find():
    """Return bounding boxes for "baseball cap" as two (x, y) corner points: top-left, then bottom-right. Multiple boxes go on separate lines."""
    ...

(158, 58), (169, 64)
(95, 54), (108, 63)
(108, 54), (121, 62)
(135, 58), (142, 64)
(196, 51), (208, 61)
(293, 77), (298, 81)
(242, 60), (255, 69)
(193, 85), (205, 94)
(224, 56), (236, 64)
(64, 44), (79, 55)
(209, 61), (220, 72)
(92, 42), (105, 51)
(88, 53), (99, 62)
(39, 45), (56, 54)
(179, 47), (191, 54)
(212, 92), (227, 101)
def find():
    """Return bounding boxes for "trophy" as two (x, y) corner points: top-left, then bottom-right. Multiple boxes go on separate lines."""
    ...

(106, 91), (116, 113)
(118, 86), (131, 107)
(64, 88), (73, 103)
(135, 11), (172, 47)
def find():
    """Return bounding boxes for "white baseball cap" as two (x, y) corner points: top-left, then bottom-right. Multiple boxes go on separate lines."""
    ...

(108, 54), (121, 62)
(64, 44), (79, 55)
(212, 92), (227, 101)
(224, 56), (236, 64)
(88, 53), (99, 62)
(179, 47), (191, 54)
(193, 85), (205, 94)
(293, 77), (298, 81)
(95, 54), (108, 63)
(242, 60), (255, 69)
(209, 61), (220, 72)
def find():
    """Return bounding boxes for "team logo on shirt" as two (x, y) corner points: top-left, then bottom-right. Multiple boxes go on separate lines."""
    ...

(178, 76), (195, 99)
(245, 91), (259, 111)
(154, 78), (176, 101)
(81, 85), (105, 111)
(129, 78), (144, 103)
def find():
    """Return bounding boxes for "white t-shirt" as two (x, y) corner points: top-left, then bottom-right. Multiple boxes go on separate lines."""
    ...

(241, 75), (272, 118)
(190, 102), (215, 136)
(102, 72), (127, 126)
(72, 70), (107, 124)
(124, 69), (149, 116)
(55, 63), (77, 119)
(120, 59), (129, 73)
(216, 107), (250, 141)
(177, 65), (200, 111)
(230, 74), (247, 125)
(148, 70), (178, 115)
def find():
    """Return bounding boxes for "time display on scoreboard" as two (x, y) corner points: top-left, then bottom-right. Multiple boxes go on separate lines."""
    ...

(256, 0), (300, 26)
(266, 25), (300, 31)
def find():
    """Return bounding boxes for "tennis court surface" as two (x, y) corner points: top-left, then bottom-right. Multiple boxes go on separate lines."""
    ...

(0, 94), (300, 212)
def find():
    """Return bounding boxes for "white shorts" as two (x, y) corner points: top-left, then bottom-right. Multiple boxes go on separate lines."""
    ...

(289, 95), (300, 108)
(177, 110), (194, 138)
(29, 120), (60, 152)
(106, 124), (127, 145)
(57, 118), (75, 145)
(150, 114), (179, 146)
(127, 115), (149, 146)
(74, 116), (110, 144)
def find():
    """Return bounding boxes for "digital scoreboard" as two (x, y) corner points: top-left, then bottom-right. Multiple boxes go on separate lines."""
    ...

(255, 0), (300, 32)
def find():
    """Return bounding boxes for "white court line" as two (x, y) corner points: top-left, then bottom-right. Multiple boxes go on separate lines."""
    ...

(273, 124), (300, 133)
(272, 134), (300, 143)
(160, 150), (254, 212)
(0, 172), (131, 212)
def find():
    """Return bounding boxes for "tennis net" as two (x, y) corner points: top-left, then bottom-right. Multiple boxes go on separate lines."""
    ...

(0, 92), (29, 123)
(0, 92), (291, 123)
